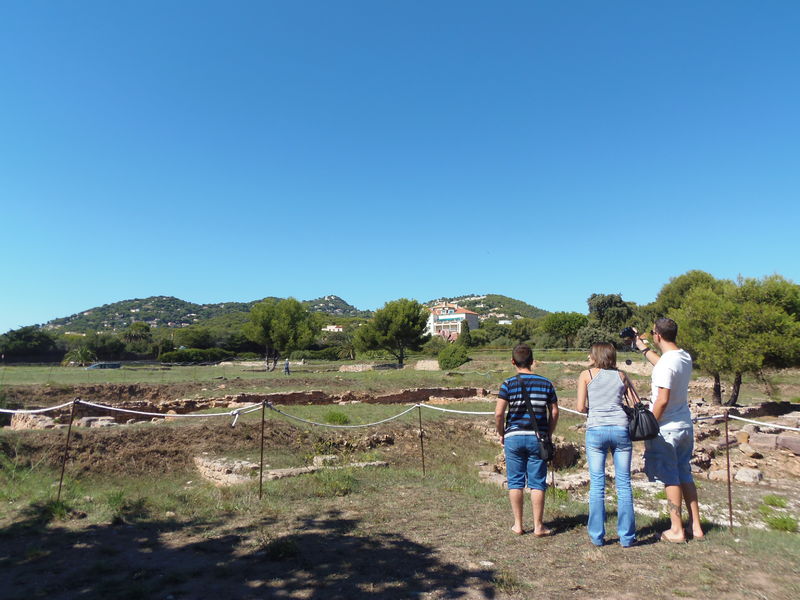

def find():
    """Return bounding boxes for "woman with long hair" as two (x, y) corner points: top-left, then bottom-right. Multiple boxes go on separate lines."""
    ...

(576, 342), (638, 547)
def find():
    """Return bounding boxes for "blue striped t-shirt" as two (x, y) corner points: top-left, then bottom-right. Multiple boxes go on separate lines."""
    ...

(499, 373), (558, 435)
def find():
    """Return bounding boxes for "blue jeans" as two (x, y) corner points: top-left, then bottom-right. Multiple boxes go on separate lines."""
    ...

(585, 426), (635, 547)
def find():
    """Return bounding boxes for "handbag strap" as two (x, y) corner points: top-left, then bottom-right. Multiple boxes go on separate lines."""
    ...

(515, 374), (546, 440)
(618, 370), (641, 407)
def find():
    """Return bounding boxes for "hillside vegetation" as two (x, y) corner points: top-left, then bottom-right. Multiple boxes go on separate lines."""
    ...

(44, 295), (369, 333)
(427, 294), (549, 320)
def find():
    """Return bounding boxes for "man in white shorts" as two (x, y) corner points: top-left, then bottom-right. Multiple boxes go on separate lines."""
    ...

(635, 318), (705, 543)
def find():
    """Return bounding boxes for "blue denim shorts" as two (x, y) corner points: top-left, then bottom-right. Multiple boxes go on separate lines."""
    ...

(644, 426), (694, 486)
(504, 433), (547, 490)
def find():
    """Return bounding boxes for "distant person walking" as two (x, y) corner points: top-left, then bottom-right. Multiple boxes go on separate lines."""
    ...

(576, 342), (636, 547)
(635, 318), (705, 543)
(494, 344), (559, 536)
(283, 357), (290, 376)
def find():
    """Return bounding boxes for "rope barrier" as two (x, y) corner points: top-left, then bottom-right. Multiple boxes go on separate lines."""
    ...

(77, 399), (263, 419)
(417, 403), (494, 415)
(728, 414), (800, 432)
(3, 397), (799, 434)
(266, 402), (420, 428)
(0, 400), (76, 414)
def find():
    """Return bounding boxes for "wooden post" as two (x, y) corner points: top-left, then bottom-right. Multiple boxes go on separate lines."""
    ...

(724, 410), (734, 530)
(418, 405), (426, 476)
(57, 400), (78, 503)
(259, 401), (266, 500)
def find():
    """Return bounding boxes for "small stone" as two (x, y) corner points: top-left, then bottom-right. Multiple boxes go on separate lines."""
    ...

(708, 469), (728, 482)
(749, 432), (778, 451)
(474, 461), (489, 467)
(312, 455), (339, 467)
(742, 424), (759, 434)
(734, 468), (763, 484)
(735, 431), (750, 444)
(165, 511), (176, 518)
(738, 443), (763, 459)
(479, 560), (495, 568)
(777, 434), (800, 455)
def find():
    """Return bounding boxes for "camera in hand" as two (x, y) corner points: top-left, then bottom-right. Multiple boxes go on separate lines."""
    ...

(620, 327), (638, 352)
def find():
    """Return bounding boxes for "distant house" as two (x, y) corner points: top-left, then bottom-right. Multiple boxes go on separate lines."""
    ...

(323, 324), (344, 333)
(426, 303), (480, 340)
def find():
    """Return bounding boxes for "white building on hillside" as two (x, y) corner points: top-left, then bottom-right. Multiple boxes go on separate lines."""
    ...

(426, 303), (480, 340)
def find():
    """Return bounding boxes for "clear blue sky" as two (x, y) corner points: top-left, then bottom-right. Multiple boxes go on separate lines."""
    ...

(2, 1), (799, 333)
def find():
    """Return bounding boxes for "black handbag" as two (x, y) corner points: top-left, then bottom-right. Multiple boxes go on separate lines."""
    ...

(620, 373), (660, 441)
(515, 375), (555, 462)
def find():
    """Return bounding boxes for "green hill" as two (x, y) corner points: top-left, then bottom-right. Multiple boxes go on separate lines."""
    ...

(426, 294), (549, 320)
(44, 295), (369, 333)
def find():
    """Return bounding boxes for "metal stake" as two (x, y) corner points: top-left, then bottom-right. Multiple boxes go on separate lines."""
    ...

(418, 405), (426, 476)
(724, 410), (734, 530)
(57, 399), (78, 503)
(259, 401), (266, 500)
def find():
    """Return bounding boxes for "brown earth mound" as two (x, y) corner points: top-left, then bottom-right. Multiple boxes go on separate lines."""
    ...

(0, 419), (472, 476)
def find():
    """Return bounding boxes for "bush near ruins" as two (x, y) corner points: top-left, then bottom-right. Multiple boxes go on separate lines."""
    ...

(438, 344), (469, 370)
(159, 348), (234, 363)
(289, 347), (341, 361)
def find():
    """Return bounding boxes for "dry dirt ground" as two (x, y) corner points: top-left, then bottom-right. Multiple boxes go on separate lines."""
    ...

(1, 415), (799, 600)
(2, 370), (800, 600)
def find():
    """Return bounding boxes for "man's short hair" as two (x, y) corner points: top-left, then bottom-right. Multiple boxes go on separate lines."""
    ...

(512, 343), (533, 368)
(655, 318), (678, 343)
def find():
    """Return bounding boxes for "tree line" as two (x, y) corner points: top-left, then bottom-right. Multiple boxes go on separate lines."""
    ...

(2, 271), (799, 406)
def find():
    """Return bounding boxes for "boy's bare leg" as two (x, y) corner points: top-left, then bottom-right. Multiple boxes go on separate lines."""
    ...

(531, 489), (550, 535)
(509, 489), (524, 534)
(681, 482), (704, 539)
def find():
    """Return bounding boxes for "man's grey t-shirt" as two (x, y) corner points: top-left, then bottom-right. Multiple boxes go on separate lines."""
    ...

(650, 349), (693, 430)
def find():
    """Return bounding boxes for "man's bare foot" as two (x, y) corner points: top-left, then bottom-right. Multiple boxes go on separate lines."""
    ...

(660, 530), (686, 544)
(511, 525), (525, 535)
(533, 527), (552, 537)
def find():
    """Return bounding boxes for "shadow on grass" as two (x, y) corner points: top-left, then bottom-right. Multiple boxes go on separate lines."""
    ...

(0, 508), (497, 600)
(547, 513), (588, 535)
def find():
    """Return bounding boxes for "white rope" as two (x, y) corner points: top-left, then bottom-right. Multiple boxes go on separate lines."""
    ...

(267, 403), (420, 428)
(728, 414), (800, 432)
(691, 412), (800, 432)
(78, 399), (262, 419)
(559, 406), (586, 417)
(418, 403), (494, 415)
(693, 414), (726, 422)
(0, 400), (76, 414)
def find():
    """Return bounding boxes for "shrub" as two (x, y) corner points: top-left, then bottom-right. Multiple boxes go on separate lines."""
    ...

(575, 324), (617, 348)
(438, 344), (469, 370)
(311, 469), (357, 497)
(763, 494), (788, 508)
(323, 410), (350, 425)
(159, 348), (234, 363)
(289, 347), (341, 361)
(422, 336), (447, 356)
(236, 352), (262, 360)
(764, 514), (798, 532)
(263, 536), (300, 560)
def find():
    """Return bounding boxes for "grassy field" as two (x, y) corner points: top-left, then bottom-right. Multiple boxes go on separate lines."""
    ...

(1, 348), (795, 407)
(1, 356), (798, 598)
(1, 402), (798, 600)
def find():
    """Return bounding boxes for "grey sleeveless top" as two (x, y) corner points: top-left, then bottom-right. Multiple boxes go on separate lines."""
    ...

(586, 369), (629, 429)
